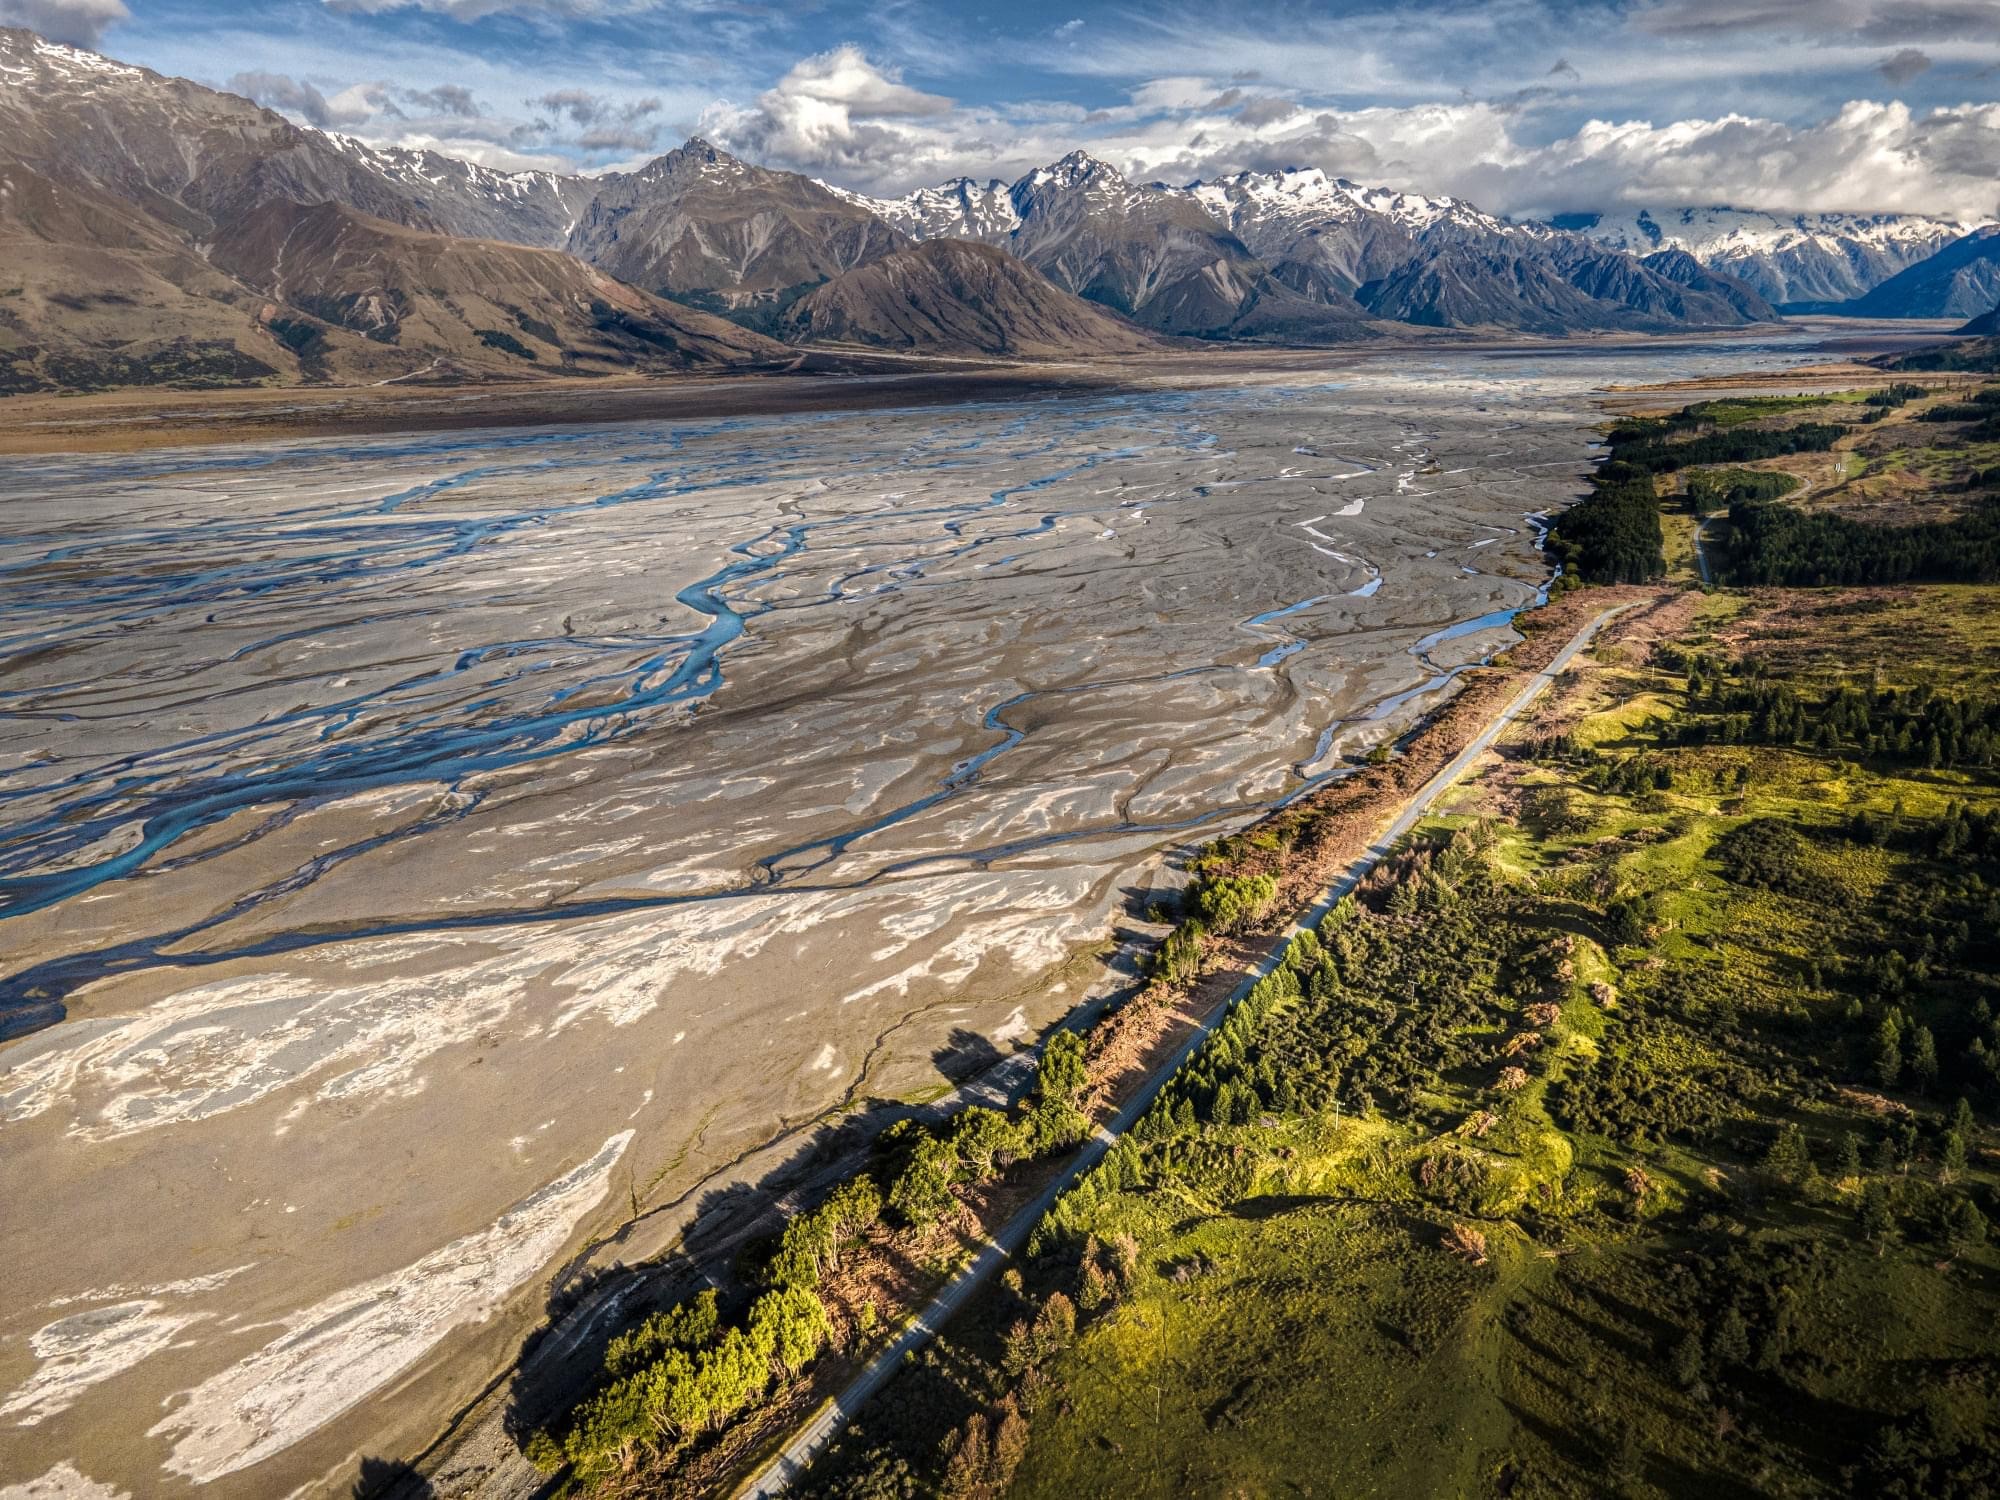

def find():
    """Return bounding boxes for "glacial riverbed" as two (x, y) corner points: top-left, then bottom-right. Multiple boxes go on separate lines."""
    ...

(0, 336), (1830, 1498)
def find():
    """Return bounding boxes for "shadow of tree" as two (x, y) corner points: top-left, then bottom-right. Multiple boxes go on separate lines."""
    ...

(460, 943), (1168, 1486)
(352, 1456), (434, 1499)
(933, 1026), (1004, 1084)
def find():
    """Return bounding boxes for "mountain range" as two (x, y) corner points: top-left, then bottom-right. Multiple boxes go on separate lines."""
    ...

(1832, 226), (2000, 320)
(1555, 206), (1978, 306)
(1, 25), (1994, 396)
(843, 157), (1783, 338)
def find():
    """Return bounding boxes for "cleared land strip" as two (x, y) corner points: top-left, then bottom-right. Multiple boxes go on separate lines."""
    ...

(735, 598), (1636, 1497)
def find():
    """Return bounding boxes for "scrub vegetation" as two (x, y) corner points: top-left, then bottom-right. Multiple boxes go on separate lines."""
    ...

(785, 379), (2000, 1500)
(799, 584), (2000, 1500)
(537, 375), (2000, 1500)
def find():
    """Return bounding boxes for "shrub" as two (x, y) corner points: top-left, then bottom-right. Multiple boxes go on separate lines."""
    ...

(1193, 873), (1279, 933)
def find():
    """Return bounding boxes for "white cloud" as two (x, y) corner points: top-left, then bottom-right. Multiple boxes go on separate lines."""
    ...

(326, 80), (401, 121)
(380, 133), (572, 170)
(1636, 0), (2000, 42)
(0, 0), (127, 47)
(702, 44), (958, 181)
(683, 30), (2000, 223)
(1093, 95), (2000, 219)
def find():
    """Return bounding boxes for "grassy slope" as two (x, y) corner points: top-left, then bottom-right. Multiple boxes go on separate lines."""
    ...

(804, 586), (2000, 1500)
(1076, 601), (1992, 1497)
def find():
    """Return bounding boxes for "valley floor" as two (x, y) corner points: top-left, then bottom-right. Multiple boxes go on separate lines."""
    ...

(0, 329), (1973, 1500)
(777, 371), (2000, 1500)
(0, 320), (1944, 459)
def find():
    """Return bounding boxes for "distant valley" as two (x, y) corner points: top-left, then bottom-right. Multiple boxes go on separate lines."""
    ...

(0, 25), (1995, 396)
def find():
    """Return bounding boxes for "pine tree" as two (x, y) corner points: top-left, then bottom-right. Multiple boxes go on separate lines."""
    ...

(1670, 1330), (1705, 1390)
(1711, 1306), (1752, 1368)
(1947, 1194), (1988, 1251)
(1873, 1016), (1904, 1089)
(1036, 1029), (1089, 1105)
(1872, 1133), (1898, 1174)
(1837, 1131), (1864, 1177)
(889, 1131), (960, 1228)
(992, 1399), (1031, 1490)
(1859, 1180), (1897, 1249)
(939, 1412), (993, 1500)
(1761, 1122), (1814, 1187)
(1909, 1026), (1940, 1094)
(1077, 1236), (1110, 1312)
(1941, 1130), (1969, 1182)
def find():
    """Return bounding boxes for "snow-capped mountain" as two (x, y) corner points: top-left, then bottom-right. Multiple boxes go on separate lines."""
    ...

(11, 20), (1959, 397)
(845, 155), (1772, 337)
(1169, 167), (1513, 300)
(316, 133), (594, 246)
(840, 176), (1020, 242)
(1557, 207), (1980, 306)
(563, 138), (908, 323)
(1841, 226), (2000, 319)
(0, 27), (794, 392)
(1178, 168), (1505, 244)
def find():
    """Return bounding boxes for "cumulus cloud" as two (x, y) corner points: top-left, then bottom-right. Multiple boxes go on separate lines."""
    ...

(702, 44), (957, 181)
(328, 81), (403, 121)
(1236, 97), (1300, 127)
(753, 60), (2000, 222)
(233, 73), (502, 131)
(1149, 96), (2000, 220)
(380, 132), (571, 170)
(535, 87), (602, 126)
(0, 0), (127, 47)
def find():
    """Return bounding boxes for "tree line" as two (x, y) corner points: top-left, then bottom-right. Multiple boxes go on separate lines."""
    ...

(531, 1026), (1099, 1485)
(1721, 493), (2000, 587)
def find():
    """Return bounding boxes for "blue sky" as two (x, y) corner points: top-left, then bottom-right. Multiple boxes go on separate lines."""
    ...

(8, 0), (2000, 217)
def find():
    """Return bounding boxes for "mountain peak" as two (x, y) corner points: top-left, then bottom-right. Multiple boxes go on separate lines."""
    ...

(1031, 150), (1124, 189)
(0, 26), (143, 79)
(625, 135), (755, 185)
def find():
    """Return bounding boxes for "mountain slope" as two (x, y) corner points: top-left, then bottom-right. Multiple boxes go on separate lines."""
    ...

(1559, 206), (1976, 304)
(1355, 246), (1631, 333)
(999, 152), (1276, 334)
(317, 134), (594, 247)
(1175, 168), (1503, 297)
(0, 29), (433, 238)
(1837, 228), (2000, 319)
(209, 199), (786, 378)
(852, 177), (1020, 242)
(1637, 248), (1778, 321)
(777, 238), (1158, 356)
(563, 139), (908, 329)
(0, 159), (297, 392)
(860, 156), (1774, 338)
(0, 29), (787, 388)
